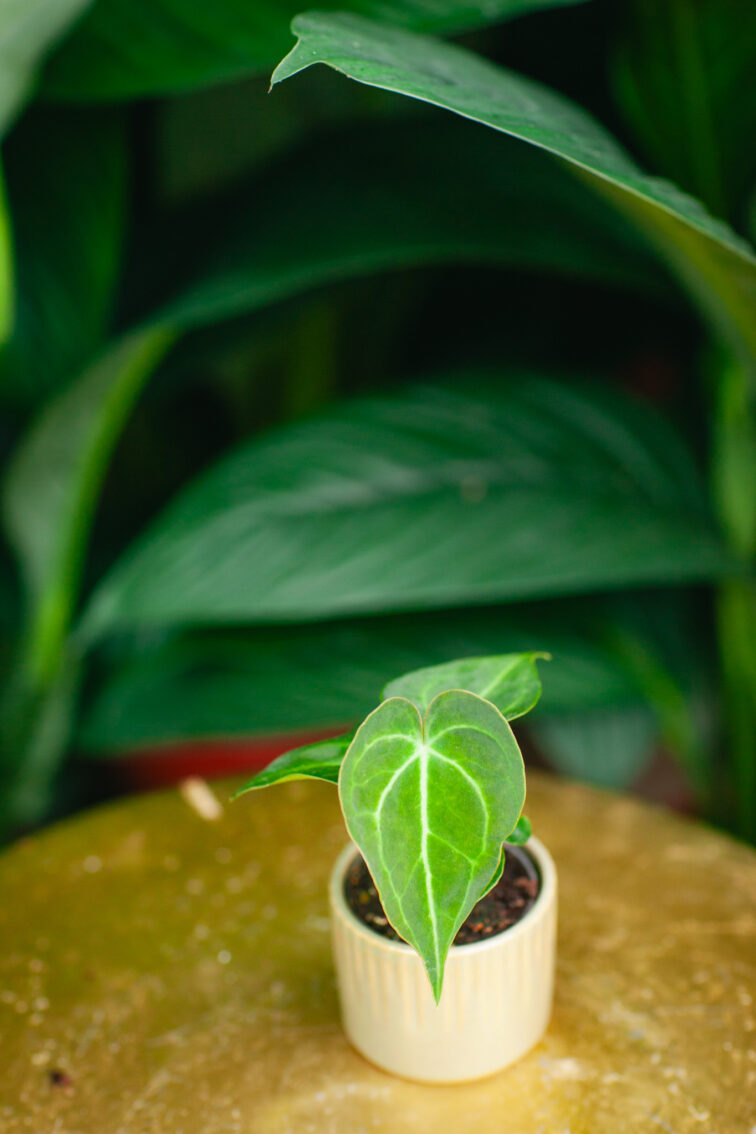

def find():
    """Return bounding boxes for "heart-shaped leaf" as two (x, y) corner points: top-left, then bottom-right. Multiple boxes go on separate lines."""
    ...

(339, 690), (526, 1000)
(382, 652), (547, 718)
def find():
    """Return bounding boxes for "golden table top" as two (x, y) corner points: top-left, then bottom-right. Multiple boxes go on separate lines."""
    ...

(0, 773), (754, 1133)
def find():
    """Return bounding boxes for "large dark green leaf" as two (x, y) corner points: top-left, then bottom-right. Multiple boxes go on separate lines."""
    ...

(4, 115), (662, 685)
(79, 375), (733, 638)
(339, 689), (525, 999)
(1, 107), (128, 405)
(271, 13), (756, 373)
(41, 0), (589, 101)
(159, 118), (664, 331)
(79, 603), (643, 753)
(2, 327), (175, 684)
(613, 0), (756, 217)
(0, 0), (93, 135)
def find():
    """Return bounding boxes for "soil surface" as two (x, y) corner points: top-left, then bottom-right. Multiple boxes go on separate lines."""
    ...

(344, 844), (540, 945)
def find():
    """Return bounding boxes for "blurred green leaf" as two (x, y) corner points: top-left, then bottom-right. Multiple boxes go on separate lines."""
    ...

(710, 353), (756, 559)
(717, 579), (756, 840)
(613, 0), (756, 218)
(1, 107), (128, 406)
(2, 114), (662, 684)
(0, 165), (12, 347)
(158, 118), (666, 331)
(78, 603), (645, 753)
(3, 327), (175, 685)
(0, 0), (93, 136)
(604, 623), (710, 796)
(272, 13), (756, 374)
(41, 0), (590, 101)
(79, 375), (733, 637)
(531, 706), (658, 789)
(0, 655), (82, 834)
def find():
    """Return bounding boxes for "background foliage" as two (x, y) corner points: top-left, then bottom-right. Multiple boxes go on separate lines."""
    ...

(0, 0), (754, 842)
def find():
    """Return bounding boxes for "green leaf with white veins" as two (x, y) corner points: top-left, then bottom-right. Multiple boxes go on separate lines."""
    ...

(383, 652), (547, 718)
(339, 690), (526, 1001)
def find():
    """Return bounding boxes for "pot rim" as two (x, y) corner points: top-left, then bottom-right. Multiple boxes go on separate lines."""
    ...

(330, 833), (557, 959)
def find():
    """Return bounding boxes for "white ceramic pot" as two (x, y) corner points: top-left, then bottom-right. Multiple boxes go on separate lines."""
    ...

(329, 836), (557, 1083)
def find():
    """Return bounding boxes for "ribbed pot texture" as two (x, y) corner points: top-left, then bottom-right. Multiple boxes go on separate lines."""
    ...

(329, 836), (557, 1083)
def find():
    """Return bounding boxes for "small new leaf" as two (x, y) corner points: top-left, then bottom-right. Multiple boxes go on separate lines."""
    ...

(382, 652), (548, 719)
(339, 690), (526, 1001)
(232, 733), (352, 797)
(507, 814), (532, 845)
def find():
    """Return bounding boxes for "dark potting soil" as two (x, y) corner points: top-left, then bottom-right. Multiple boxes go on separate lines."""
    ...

(344, 844), (540, 945)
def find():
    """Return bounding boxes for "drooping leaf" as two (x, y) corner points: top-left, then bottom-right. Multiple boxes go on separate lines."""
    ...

(41, 0), (590, 101)
(233, 733), (352, 796)
(78, 376), (734, 638)
(2, 326), (175, 683)
(0, 0), (94, 137)
(383, 652), (546, 718)
(339, 690), (526, 1000)
(531, 705), (657, 789)
(1, 106), (128, 405)
(271, 13), (756, 374)
(78, 602), (644, 754)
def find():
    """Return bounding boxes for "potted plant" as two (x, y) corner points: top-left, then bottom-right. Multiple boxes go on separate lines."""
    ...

(234, 653), (557, 1083)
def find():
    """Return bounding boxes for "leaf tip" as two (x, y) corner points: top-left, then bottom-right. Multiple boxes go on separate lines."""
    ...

(429, 966), (445, 1006)
(230, 779), (258, 802)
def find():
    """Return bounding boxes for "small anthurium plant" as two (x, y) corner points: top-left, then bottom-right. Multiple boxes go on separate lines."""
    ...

(234, 653), (546, 1001)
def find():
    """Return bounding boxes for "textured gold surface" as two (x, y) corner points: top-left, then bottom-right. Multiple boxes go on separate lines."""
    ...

(0, 773), (754, 1133)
